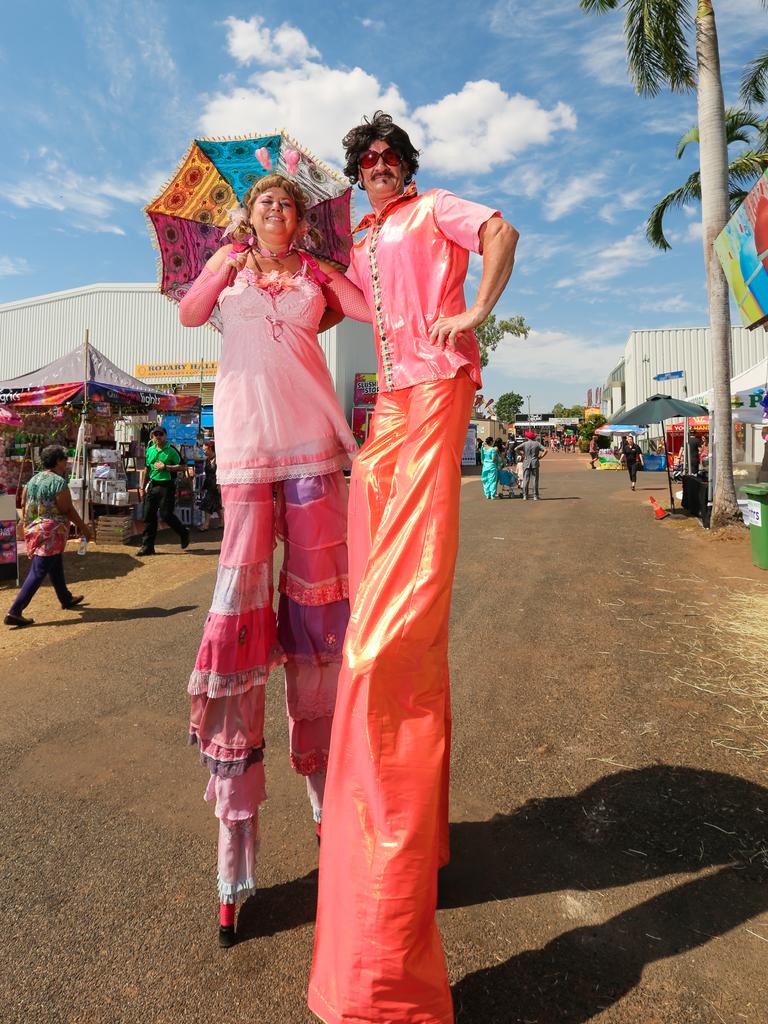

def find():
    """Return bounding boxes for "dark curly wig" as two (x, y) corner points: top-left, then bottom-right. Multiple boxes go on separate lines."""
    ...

(342, 111), (420, 188)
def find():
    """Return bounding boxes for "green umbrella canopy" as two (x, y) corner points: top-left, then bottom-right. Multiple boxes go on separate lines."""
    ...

(613, 394), (709, 425)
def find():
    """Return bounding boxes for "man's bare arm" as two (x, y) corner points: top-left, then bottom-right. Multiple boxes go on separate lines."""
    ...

(429, 217), (519, 350)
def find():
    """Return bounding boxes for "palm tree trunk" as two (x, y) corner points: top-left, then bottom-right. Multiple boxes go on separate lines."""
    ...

(696, 0), (741, 527)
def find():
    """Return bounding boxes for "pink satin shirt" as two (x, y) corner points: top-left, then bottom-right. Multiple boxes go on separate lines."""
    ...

(347, 185), (500, 393)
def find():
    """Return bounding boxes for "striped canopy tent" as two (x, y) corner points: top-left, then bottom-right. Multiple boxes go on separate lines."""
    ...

(0, 341), (198, 411)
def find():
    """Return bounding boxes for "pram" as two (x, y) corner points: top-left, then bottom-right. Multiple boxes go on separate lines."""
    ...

(498, 467), (518, 498)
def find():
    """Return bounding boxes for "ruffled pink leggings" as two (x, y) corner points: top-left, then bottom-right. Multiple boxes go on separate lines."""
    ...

(188, 472), (349, 903)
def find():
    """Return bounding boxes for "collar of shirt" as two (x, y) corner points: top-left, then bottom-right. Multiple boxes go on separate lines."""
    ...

(353, 181), (419, 234)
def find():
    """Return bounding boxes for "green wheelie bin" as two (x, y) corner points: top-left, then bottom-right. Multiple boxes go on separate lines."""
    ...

(741, 483), (768, 570)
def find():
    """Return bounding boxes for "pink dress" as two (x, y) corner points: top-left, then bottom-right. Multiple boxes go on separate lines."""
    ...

(184, 259), (357, 906)
(213, 266), (357, 485)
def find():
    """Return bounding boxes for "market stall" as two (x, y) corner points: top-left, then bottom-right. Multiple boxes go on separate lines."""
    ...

(0, 336), (199, 543)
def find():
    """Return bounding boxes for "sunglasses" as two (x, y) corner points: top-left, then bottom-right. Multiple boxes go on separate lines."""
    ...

(358, 148), (402, 170)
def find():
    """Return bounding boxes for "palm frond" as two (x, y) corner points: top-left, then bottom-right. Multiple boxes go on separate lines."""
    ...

(579, 0), (620, 11)
(675, 107), (762, 159)
(741, 51), (768, 106)
(726, 150), (768, 187)
(729, 188), (749, 215)
(625, 0), (695, 96)
(646, 170), (702, 251)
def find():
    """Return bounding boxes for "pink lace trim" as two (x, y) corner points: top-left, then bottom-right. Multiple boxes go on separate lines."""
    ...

(188, 649), (286, 698)
(217, 452), (353, 486)
(279, 571), (349, 606)
(291, 749), (329, 776)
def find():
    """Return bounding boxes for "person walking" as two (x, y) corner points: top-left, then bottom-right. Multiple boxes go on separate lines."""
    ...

(309, 111), (518, 1024)
(199, 441), (222, 531)
(138, 426), (189, 555)
(4, 445), (92, 627)
(481, 437), (500, 498)
(621, 435), (644, 491)
(520, 430), (547, 500)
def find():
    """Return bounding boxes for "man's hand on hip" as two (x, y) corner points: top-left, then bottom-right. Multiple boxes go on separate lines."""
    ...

(428, 309), (481, 351)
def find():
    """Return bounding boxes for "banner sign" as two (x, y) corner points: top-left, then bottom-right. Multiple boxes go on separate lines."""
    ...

(135, 361), (218, 380)
(0, 495), (18, 584)
(353, 373), (378, 407)
(715, 168), (768, 330)
(654, 370), (685, 381)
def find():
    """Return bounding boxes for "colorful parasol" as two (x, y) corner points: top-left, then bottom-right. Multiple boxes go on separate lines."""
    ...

(145, 131), (353, 330)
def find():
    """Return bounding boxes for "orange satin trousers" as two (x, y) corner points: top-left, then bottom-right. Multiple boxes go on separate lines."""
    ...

(308, 372), (476, 1024)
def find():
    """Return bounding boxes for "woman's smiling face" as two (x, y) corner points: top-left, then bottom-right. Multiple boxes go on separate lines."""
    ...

(249, 187), (300, 242)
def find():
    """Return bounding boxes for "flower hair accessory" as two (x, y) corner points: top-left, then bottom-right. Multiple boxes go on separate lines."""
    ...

(222, 206), (248, 239)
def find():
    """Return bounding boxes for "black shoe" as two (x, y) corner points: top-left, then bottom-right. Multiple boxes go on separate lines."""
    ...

(137, 547), (155, 556)
(180, 528), (190, 550)
(4, 613), (34, 627)
(62, 595), (85, 609)
(218, 925), (236, 948)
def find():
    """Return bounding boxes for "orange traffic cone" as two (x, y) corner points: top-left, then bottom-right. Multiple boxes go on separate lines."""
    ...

(649, 496), (669, 520)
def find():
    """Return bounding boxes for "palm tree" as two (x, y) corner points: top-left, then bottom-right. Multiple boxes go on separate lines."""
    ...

(580, 0), (768, 528)
(646, 108), (768, 250)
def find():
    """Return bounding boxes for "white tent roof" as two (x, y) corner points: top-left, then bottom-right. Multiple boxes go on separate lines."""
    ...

(687, 356), (767, 423)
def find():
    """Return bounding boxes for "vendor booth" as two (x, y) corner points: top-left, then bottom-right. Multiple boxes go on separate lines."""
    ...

(0, 335), (200, 544)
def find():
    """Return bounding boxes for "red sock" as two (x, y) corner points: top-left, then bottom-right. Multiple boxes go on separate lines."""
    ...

(219, 902), (235, 928)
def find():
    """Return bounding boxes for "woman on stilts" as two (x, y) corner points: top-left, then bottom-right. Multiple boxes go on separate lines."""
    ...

(179, 173), (369, 947)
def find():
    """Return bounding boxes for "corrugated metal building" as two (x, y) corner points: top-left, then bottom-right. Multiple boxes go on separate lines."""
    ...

(0, 283), (377, 419)
(601, 326), (768, 420)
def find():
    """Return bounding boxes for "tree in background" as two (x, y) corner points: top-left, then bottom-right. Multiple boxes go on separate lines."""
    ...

(578, 414), (607, 452)
(578, 0), (765, 528)
(552, 403), (586, 418)
(475, 313), (530, 369)
(646, 108), (768, 250)
(495, 392), (525, 425)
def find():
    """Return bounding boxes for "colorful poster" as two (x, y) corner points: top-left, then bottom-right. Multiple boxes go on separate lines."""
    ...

(0, 495), (18, 583)
(351, 407), (373, 447)
(715, 169), (768, 329)
(353, 373), (378, 407)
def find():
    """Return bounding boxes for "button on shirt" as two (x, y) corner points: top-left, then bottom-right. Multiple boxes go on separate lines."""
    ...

(348, 185), (500, 393)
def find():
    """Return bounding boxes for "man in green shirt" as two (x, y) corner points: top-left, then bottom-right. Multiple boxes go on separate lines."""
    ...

(138, 426), (189, 555)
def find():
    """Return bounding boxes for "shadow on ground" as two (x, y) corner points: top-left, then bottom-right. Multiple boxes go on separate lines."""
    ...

(229, 766), (767, 1020)
(445, 765), (768, 1022)
(35, 604), (198, 626)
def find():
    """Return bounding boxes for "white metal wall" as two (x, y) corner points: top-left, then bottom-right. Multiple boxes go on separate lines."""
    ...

(602, 325), (768, 417)
(0, 283), (376, 419)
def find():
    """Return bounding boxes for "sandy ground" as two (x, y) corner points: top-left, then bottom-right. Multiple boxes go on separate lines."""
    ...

(1, 455), (766, 1024)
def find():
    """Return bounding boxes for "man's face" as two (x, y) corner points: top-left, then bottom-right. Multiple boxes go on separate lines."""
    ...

(359, 139), (406, 206)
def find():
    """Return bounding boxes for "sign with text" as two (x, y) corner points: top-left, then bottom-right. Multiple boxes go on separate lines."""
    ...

(654, 370), (685, 381)
(462, 423), (478, 467)
(353, 373), (378, 407)
(135, 360), (218, 380)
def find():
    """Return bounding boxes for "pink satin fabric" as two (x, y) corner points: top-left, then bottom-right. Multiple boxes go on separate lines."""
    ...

(346, 187), (498, 394)
(309, 373), (476, 1024)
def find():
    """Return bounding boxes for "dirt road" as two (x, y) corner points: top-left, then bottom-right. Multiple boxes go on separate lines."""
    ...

(2, 455), (766, 1023)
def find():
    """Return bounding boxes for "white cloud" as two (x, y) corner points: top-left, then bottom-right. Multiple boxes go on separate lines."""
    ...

(545, 171), (607, 221)
(488, 1), (578, 38)
(357, 17), (385, 30)
(199, 21), (577, 176)
(224, 15), (320, 66)
(0, 256), (30, 277)
(488, 326), (624, 383)
(686, 221), (703, 242)
(599, 186), (652, 223)
(199, 66), (409, 166)
(0, 156), (162, 236)
(654, 293), (698, 313)
(556, 227), (658, 290)
(413, 81), (576, 174)
(580, 28), (630, 88)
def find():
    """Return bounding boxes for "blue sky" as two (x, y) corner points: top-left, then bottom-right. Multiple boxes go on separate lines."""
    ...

(1, 0), (766, 410)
